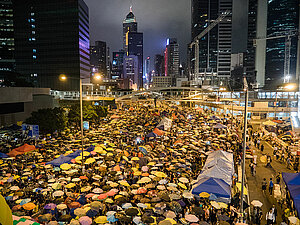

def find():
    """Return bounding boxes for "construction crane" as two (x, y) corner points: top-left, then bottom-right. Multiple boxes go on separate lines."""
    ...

(254, 30), (298, 83)
(190, 10), (231, 83)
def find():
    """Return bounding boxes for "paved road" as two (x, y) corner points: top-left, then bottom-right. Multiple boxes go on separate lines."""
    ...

(245, 124), (294, 224)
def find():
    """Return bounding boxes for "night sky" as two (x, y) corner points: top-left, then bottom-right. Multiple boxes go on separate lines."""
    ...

(85, 0), (191, 67)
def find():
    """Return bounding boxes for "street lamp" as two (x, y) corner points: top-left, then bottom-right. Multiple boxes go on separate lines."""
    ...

(59, 74), (101, 173)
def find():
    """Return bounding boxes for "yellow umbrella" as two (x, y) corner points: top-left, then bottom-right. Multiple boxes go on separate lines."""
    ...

(64, 151), (73, 156)
(54, 155), (60, 158)
(0, 194), (13, 225)
(106, 148), (114, 151)
(147, 162), (155, 166)
(199, 192), (210, 198)
(60, 163), (71, 170)
(65, 183), (76, 189)
(94, 147), (103, 153)
(178, 183), (187, 190)
(119, 181), (130, 187)
(155, 172), (167, 178)
(122, 156), (129, 161)
(107, 153), (113, 157)
(13, 175), (20, 180)
(95, 216), (108, 224)
(134, 171), (142, 176)
(80, 151), (90, 157)
(219, 202), (228, 209)
(105, 198), (114, 203)
(260, 155), (267, 163)
(132, 157), (140, 161)
(165, 218), (177, 224)
(114, 195), (123, 199)
(236, 182), (248, 195)
(85, 158), (96, 164)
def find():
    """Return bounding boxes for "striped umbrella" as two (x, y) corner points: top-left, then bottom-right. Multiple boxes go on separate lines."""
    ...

(13, 215), (40, 225)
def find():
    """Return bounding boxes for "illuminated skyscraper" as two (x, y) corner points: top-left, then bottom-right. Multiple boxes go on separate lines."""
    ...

(165, 38), (180, 86)
(12, 0), (90, 91)
(90, 41), (107, 78)
(265, 0), (299, 88)
(123, 7), (137, 54)
(0, 0), (15, 73)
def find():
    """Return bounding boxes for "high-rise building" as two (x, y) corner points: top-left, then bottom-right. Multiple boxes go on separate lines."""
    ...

(144, 56), (151, 83)
(12, 0), (90, 91)
(123, 7), (137, 54)
(90, 41), (107, 78)
(127, 32), (143, 89)
(123, 55), (139, 90)
(191, 0), (219, 76)
(0, 0), (15, 72)
(265, 0), (299, 88)
(154, 54), (164, 76)
(111, 50), (125, 80)
(165, 38), (180, 86)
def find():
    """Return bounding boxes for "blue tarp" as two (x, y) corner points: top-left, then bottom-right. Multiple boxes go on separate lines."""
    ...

(46, 145), (95, 167)
(191, 177), (231, 199)
(282, 172), (300, 217)
(0, 152), (8, 158)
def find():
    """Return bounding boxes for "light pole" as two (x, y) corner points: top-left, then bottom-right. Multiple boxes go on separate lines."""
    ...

(59, 74), (101, 173)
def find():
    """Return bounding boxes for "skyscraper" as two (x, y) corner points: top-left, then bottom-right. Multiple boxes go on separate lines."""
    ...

(265, 0), (299, 88)
(111, 50), (125, 80)
(12, 0), (90, 91)
(154, 54), (164, 76)
(90, 41), (107, 78)
(144, 56), (151, 83)
(123, 7), (137, 54)
(191, 0), (219, 74)
(0, 0), (15, 72)
(165, 38), (180, 86)
(124, 11), (143, 89)
(123, 55), (139, 90)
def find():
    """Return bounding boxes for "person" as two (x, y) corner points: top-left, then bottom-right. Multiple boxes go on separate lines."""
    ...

(262, 178), (267, 193)
(266, 208), (275, 225)
(267, 155), (272, 168)
(271, 204), (277, 223)
(261, 144), (264, 152)
(276, 173), (281, 184)
(269, 178), (274, 195)
(287, 157), (291, 169)
(253, 207), (263, 225)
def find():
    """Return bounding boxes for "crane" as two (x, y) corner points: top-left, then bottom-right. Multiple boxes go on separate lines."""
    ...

(254, 30), (298, 83)
(190, 10), (231, 83)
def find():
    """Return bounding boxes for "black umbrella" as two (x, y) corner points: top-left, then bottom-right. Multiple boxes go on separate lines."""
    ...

(218, 214), (230, 221)
(142, 214), (154, 224)
(125, 207), (139, 216)
(58, 214), (72, 222)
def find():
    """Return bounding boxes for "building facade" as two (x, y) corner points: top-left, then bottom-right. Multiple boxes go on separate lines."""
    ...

(111, 50), (125, 80)
(265, 0), (299, 89)
(0, 0), (15, 73)
(144, 56), (151, 84)
(154, 54), (164, 76)
(123, 55), (139, 90)
(12, 0), (90, 91)
(165, 38), (180, 86)
(90, 41), (107, 78)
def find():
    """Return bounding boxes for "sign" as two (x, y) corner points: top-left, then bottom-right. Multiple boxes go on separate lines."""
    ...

(83, 121), (89, 130)
(22, 124), (39, 139)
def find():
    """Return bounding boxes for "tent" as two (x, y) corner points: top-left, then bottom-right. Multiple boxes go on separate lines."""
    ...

(202, 158), (234, 176)
(213, 123), (227, 129)
(7, 144), (35, 157)
(199, 166), (232, 185)
(205, 151), (234, 166)
(282, 172), (300, 217)
(191, 176), (231, 199)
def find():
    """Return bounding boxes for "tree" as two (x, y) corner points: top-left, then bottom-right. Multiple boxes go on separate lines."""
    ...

(25, 107), (67, 133)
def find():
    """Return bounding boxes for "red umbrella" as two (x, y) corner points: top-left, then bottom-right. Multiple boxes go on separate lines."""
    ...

(98, 193), (108, 200)
(107, 190), (117, 197)
(69, 202), (81, 208)
(137, 188), (147, 194)
(79, 176), (88, 180)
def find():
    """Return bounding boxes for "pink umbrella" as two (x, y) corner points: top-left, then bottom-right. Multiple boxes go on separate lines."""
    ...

(79, 216), (92, 225)
(141, 166), (149, 172)
(90, 151), (96, 155)
(185, 214), (199, 223)
(98, 193), (108, 200)
(71, 159), (76, 163)
(85, 193), (95, 198)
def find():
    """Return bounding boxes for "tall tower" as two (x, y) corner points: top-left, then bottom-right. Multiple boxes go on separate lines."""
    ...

(166, 38), (180, 86)
(123, 7), (137, 54)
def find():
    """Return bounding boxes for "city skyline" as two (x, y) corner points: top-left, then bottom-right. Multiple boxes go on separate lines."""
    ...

(85, 0), (191, 65)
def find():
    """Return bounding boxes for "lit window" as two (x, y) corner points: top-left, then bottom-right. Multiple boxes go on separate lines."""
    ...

(31, 18), (35, 22)
(29, 38), (31, 41)
(31, 25), (35, 28)
(33, 55), (36, 59)
(32, 31), (35, 34)
(31, 13), (35, 16)
(32, 37), (36, 41)
(33, 49), (36, 53)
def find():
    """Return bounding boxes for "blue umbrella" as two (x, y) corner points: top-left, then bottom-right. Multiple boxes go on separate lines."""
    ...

(86, 209), (98, 218)
(20, 198), (31, 205)
(107, 211), (118, 223)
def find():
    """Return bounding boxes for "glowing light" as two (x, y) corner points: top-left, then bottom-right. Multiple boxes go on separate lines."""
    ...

(167, 38), (170, 46)
(59, 74), (67, 81)
(284, 84), (296, 90)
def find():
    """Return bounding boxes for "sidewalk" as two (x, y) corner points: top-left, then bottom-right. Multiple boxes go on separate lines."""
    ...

(245, 137), (294, 224)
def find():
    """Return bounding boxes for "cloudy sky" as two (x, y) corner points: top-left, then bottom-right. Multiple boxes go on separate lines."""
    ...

(85, 0), (191, 66)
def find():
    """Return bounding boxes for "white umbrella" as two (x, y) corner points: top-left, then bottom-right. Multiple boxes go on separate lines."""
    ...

(10, 186), (20, 191)
(251, 200), (263, 208)
(288, 216), (299, 224)
(53, 191), (64, 197)
(57, 204), (68, 210)
(182, 192), (194, 199)
(179, 177), (189, 183)
(74, 208), (86, 217)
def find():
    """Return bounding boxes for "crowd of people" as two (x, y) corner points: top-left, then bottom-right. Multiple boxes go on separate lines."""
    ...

(0, 102), (275, 225)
